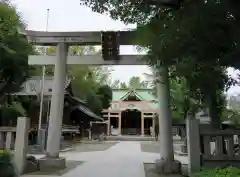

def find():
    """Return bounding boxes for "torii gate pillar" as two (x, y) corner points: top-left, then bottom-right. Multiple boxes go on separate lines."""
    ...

(45, 43), (68, 161)
(155, 66), (181, 173)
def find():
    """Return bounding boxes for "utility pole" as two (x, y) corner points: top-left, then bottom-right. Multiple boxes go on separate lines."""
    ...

(37, 8), (50, 150)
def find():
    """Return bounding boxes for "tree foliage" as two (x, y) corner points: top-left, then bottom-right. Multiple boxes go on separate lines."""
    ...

(226, 94), (240, 125)
(0, 103), (25, 126)
(0, 2), (33, 121)
(79, 0), (240, 128)
(146, 70), (201, 120)
(112, 76), (148, 89)
(31, 46), (113, 115)
(97, 85), (112, 109)
(0, 2), (33, 96)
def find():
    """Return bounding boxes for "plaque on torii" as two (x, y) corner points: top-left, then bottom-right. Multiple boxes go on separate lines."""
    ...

(101, 31), (120, 61)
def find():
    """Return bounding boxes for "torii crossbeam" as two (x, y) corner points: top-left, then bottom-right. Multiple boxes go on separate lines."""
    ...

(26, 30), (148, 65)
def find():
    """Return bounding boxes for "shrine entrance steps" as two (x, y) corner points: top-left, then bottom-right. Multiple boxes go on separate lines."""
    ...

(107, 135), (155, 141)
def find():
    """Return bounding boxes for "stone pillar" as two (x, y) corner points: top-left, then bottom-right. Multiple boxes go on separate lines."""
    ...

(155, 66), (181, 174)
(14, 117), (29, 175)
(38, 129), (46, 152)
(186, 116), (201, 175)
(141, 112), (144, 136)
(107, 112), (110, 136)
(0, 132), (4, 149)
(152, 116), (155, 136)
(46, 43), (68, 158)
(157, 67), (173, 158)
(118, 113), (121, 135)
(5, 132), (12, 150)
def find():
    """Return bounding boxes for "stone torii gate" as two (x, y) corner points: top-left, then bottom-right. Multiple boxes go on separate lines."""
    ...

(25, 30), (179, 173)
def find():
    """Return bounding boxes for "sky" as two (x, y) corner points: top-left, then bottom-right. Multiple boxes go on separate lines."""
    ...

(13, 0), (240, 95)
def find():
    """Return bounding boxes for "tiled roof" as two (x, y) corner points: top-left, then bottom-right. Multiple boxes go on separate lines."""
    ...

(13, 76), (70, 95)
(112, 88), (156, 101)
(112, 88), (158, 109)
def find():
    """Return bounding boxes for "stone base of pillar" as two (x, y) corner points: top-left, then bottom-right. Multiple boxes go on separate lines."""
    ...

(39, 157), (66, 170)
(155, 159), (181, 174)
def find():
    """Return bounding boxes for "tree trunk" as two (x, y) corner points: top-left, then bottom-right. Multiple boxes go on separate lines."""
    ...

(207, 92), (222, 130)
(156, 66), (174, 172)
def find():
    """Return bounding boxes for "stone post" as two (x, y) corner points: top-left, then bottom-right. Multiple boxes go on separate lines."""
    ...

(0, 132), (4, 149)
(38, 129), (46, 152)
(89, 122), (92, 139)
(152, 116), (155, 137)
(186, 116), (201, 175)
(42, 43), (67, 169)
(180, 137), (188, 154)
(14, 117), (29, 175)
(5, 132), (12, 150)
(141, 112), (144, 136)
(107, 112), (110, 136)
(118, 114), (121, 135)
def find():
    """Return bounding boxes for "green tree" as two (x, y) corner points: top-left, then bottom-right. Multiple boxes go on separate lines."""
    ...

(128, 76), (148, 89)
(0, 2), (33, 97)
(226, 94), (240, 125)
(32, 46), (113, 115)
(111, 76), (148, 89)
(97, 85), (112, 109)
(111, 79), (128, 89)
(120, 82), (128, 89)
(228, 94), (240, 112)
(79, 0), (240, 171)
(79, 0), (238, 130)
(111, 79), (120, 89)
(146, 71), (200, 120)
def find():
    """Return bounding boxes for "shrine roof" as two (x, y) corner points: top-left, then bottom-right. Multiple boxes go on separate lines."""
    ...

(112, 88), (156, 101)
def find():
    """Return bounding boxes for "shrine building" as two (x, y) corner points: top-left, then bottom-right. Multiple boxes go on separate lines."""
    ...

(102, 88), (159, 136)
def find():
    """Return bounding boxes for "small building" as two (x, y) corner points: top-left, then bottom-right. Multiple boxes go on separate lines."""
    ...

(102, 88), (159, 136)
(12, 76), (102, 129)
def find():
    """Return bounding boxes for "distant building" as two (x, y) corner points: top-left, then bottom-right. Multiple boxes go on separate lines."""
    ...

(102, 88), (159, 136)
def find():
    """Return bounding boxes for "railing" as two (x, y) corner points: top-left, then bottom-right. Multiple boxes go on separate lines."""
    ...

(200, 129), (240, 167)
(186, 117), (240, 175)
(0, 117), (29, 174)
(0, 127), (16, 150)
(32, 124), (79, 133)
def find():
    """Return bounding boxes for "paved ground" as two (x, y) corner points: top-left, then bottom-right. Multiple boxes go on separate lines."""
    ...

(72, 141), (118, 152)
(141, 141), (184, 154)
(22, 141), (188, 177)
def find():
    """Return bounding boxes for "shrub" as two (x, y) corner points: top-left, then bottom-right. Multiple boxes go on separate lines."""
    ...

(0, 150), (16, 177)
(0, 150), (12, 162)
(193, 168), (240, 177)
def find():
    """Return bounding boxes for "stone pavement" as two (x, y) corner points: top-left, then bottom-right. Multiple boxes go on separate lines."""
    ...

(22, 141), (188, 177)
